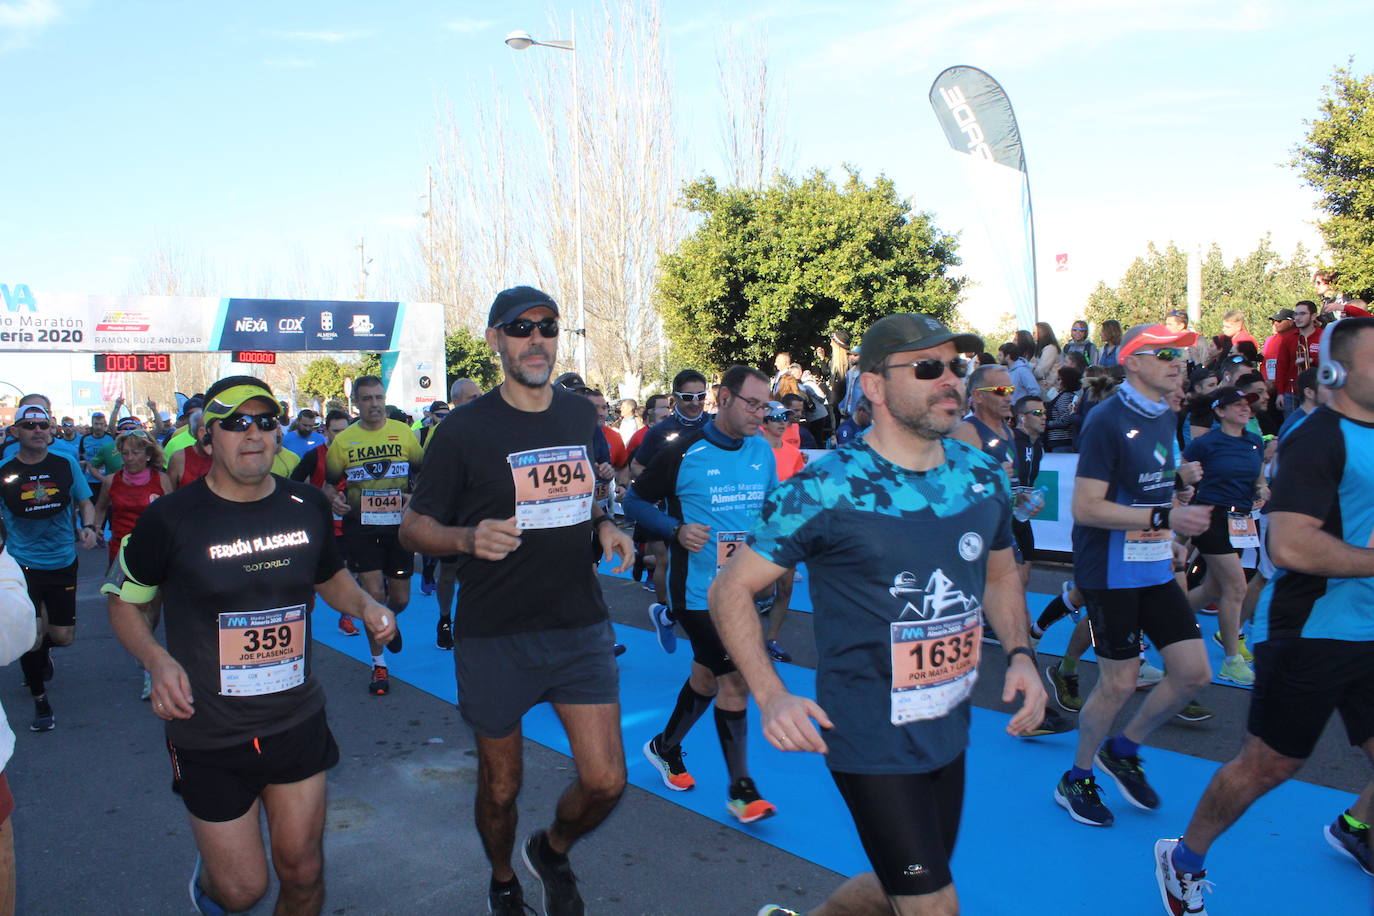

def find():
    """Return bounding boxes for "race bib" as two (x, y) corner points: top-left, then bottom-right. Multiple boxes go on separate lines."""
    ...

(1124, 527), (1172, 562)
(1228, 512), (1259, 548)
(889, 609), (981, 724)
(360, 488), (403, 526)
(508, 446), (594, 530)
(217, 605), (306, 697)
(716, 531), (746, 569)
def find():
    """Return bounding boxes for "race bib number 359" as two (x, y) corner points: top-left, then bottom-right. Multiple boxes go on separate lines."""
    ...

(507, 446), (594, 530)
(218, 605), (306, 697)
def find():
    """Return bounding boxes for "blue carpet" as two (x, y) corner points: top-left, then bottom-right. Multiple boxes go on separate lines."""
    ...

(312, 587), (1368, 914)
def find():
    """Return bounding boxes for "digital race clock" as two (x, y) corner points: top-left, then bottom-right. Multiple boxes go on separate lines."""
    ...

(92, 353), (172, 373)
(230, 350), (278, 365)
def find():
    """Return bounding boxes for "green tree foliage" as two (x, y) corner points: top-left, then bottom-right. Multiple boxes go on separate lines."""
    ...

(1293, 64), (1374, 299)
(1084, 239), (1313, 339)
(444, 327), (502, 389)
(298, 358), (352, 403)
(656, 168), (964, 372)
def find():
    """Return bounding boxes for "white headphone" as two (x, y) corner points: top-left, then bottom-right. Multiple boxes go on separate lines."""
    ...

(1317, 318), (1347, 388)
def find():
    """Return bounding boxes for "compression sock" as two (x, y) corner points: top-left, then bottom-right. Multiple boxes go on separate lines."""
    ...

(1108, 734), (1141, 759)
(1343, 812), (1370, 831)
(19, 650), (46, 697)
(632, 551), (645, 582)
(714, 707), (750, 786)
(538, 831), (567, 864)
(1035, 596), (1070, 633)
(1171, 838), (1206, 875)
(371, 654), (386, 668)
(1060, 656), (1079, 675)
(1068, 765), (1093, 783)
(660, 681), (713, 749)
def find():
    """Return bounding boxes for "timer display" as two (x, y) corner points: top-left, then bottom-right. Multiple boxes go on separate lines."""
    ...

(93, 354), (171, 373)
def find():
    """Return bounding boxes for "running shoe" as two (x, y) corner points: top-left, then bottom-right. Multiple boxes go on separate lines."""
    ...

(756, 908), (800, 916)
(1217, 655), (1254, 687)
(189, 853), (229, 916)
(1325, 814), (1374, 876)
(641, 582), (657, 594)
(369, 665), (390, 696)
(1210, 630), (1253, 661)
(1022, 706), (1076, 737)
(338, 614), (359, 637)
(646, 602), (676, 654)
(765, 639), (792, 663)
(1153, 838), (1214, 915)
(754, 595), (774, 616)
(29, 697), (54, 732)
(643, 735), (695, 791)
(436, 619), (454, 650)
(1046, 662), (1082, 713)
(140, 670), (153, 701)
(1096, 744), (1160, 810)
(1054, 771), (1113, 827)
(1175, 701), (1214, 722)
(727, 777), (777, 824)
(521, 831), (584, 916)
(420, 577), (436, 597)
(1137, 661), (1164, 689)
(489, 879), (535, 915)
(613, 644), (626, 657)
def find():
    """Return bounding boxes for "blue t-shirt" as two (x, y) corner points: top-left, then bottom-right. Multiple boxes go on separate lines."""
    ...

(0, 451), (91, 569)
(625, 421), (777, 611)
(1183, 428), (1263, 509)
(1, 435), (79, 465)
(281, 429), (327, 458)
(77, 432), (114, 483)
(1254, 407), (1374, 643)
(1277, 407), (1310, 439)
(747, 436), (1012, 775)
(1071, 396), (1178, 590)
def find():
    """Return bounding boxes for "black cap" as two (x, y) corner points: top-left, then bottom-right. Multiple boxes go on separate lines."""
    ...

(1268, 307), (1296, 321)
(488, 286), (560, 327)
(859, 314), (983, 374)
(1210, 386), (1259, 410)
(553, 372), (587, 391)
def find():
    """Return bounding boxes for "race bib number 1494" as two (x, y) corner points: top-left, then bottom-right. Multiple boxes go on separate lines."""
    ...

(507, 446), (594, 530)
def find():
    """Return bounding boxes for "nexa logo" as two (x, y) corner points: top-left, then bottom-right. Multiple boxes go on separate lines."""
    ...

(235, 317), (268, 332)
(1, 284), (36, 312)
(278, 317), (304, 332)
(938, 86), (994, 161)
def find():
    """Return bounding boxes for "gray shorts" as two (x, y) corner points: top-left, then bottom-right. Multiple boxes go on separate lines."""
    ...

(454, 620), (620, 738)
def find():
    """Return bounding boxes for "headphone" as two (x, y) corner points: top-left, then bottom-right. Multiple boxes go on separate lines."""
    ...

(1316, 317), (1374, 388)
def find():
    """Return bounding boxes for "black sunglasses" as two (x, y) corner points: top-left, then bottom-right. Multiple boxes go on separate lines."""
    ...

(215, 414), (280, 433)
(884, 357), (969, 380)
(17, 421), (50, 431)
(499, 317), (559, 338)
(674, 391), (708, 401)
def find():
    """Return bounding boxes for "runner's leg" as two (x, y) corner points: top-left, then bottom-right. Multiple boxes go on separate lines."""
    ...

(548, 702), (626, 854)
(260, 771), (328, 916)
(1119, 638), (1209, 743)
(188, 802), (270, 913)
(1180, 734), (1304, 855)
(475, 729), (524, 882)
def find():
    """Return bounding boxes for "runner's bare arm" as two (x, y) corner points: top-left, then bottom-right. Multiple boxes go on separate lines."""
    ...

(710, 545), (832, 753)
(107, 592), (194, 719)
(981, 547), (1047, 736)
(1268, 510), (1374, 578)
(948, 421), (983, 452)
(1073, 478), (1211, 535)
(314, 568), (396, 644)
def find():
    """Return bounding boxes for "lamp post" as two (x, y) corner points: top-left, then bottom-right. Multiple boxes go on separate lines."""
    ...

(506, 17), (587, 379)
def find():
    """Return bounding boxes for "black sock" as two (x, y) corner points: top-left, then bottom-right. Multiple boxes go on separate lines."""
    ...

(539, 832), (567, 864)
(20, 650), (46, 697)
(1035, 596), (1070, 633)
(714, 706), (749, 786)
(660, 681), (713, 750)
(490, 875), (519, 893)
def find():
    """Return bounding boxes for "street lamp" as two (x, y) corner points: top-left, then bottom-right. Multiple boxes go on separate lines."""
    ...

(505, 19), (587, 379)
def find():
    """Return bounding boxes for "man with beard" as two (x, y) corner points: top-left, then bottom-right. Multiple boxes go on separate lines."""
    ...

(713, 314), (1046, 916)
(399, 286), (634, 915)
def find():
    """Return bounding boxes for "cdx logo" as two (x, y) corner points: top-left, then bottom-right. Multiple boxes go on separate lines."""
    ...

(278, 317), (304, 333)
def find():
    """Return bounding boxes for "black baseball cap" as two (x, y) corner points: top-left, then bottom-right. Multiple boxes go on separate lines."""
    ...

(858, 314), (983, 374)
(1210, 386), (1259, 410)
(488, 286), (560, 327)
(554, 372), (587, 391)
(1268, 307), (1296, 321)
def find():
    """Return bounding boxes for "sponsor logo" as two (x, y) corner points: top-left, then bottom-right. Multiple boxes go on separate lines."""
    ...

(938, 85), (994, 161)
(418, 375), (431, 389)
(96, 310), (152, 333)
(0, 284), (36, 312)
(958, 531), (984, 561)
(706, 468), (721, 477)
(235, 316), (268, 333)
(277, 317), (304, 333)
(350, 314), (374, 334)
(320, 311), (334, 332)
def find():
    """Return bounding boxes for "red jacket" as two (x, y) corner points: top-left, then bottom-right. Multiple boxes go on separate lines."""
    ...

(1274, 326), (1322, 396)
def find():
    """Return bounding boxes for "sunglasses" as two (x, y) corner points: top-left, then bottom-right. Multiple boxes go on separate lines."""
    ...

(499, 317), (559, 338)
(974, 385), (1015, 396)
(17, 421), (50, 431)
(884, 357), (969, 380)
(1022, 408), (1046, 417)
(1072, 326), (1088, 332)
(1133, 348), (1182, 361)
(674, 391), (708, 402)
(764, 413), (791, 422)
(215, 414), (280, 433)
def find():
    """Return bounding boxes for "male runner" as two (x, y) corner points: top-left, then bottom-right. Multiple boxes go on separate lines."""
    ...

(1156, 317), (1374, 913)
(712, 314), (1046, 916)
(626, 365), (781, 821)
(1053, 324), (1214, 828)
(399, 285), (634, 915)
(104, 375), (394, 916)
(0, 404), (97, 732)
(77, 411), (112, 502)
(281, 409), (326, 458)
(326, 375), (424, 695)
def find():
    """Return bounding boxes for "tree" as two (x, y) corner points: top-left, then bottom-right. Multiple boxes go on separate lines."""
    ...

(444, 327), (501, 390)
(1293, 64), (1374, 299)
(298, 358), (352, 404)
(656, 168), (964, 372)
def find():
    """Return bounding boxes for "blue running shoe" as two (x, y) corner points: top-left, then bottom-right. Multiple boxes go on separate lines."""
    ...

(647, 603), (676, 654)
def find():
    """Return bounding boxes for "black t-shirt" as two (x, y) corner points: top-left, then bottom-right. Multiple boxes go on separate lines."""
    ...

(406, 386), (609, 638)
(115, 478), (342, 749)
(1012, 429), (1043, 487)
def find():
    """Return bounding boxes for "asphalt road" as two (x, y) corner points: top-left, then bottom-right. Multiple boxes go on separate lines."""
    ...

(3, 547), (1367, 914)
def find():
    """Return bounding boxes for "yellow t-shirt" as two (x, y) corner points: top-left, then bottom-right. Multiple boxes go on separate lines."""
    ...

(325, 419), (425, 527)
(270, 448), (300, 479)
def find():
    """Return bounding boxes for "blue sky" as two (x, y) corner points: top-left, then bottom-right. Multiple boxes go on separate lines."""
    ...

(3, 0), (1369, 334)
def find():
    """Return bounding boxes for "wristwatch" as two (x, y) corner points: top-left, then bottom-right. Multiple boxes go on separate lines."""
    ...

(1006, 646), (1037, 666)
(1149, 506), (1171, 531)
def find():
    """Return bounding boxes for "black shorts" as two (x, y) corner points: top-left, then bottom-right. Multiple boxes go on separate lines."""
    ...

(1011, 519), (1034, 565)
(342, 528), (414, 578)
(168, 708), (338, 822)
(454, 620), (620, 739)
(1080, 581), (1201, 661)
(831, 753), (965, 897)
(1191, 506), (1246, 556)
(1248, 638), (1374, 760)
(675, 608), (735, 676)
(20, 561), (78, 628)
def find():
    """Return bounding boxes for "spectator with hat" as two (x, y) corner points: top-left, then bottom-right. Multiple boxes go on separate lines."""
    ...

(1262, 307), (1296, 381)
